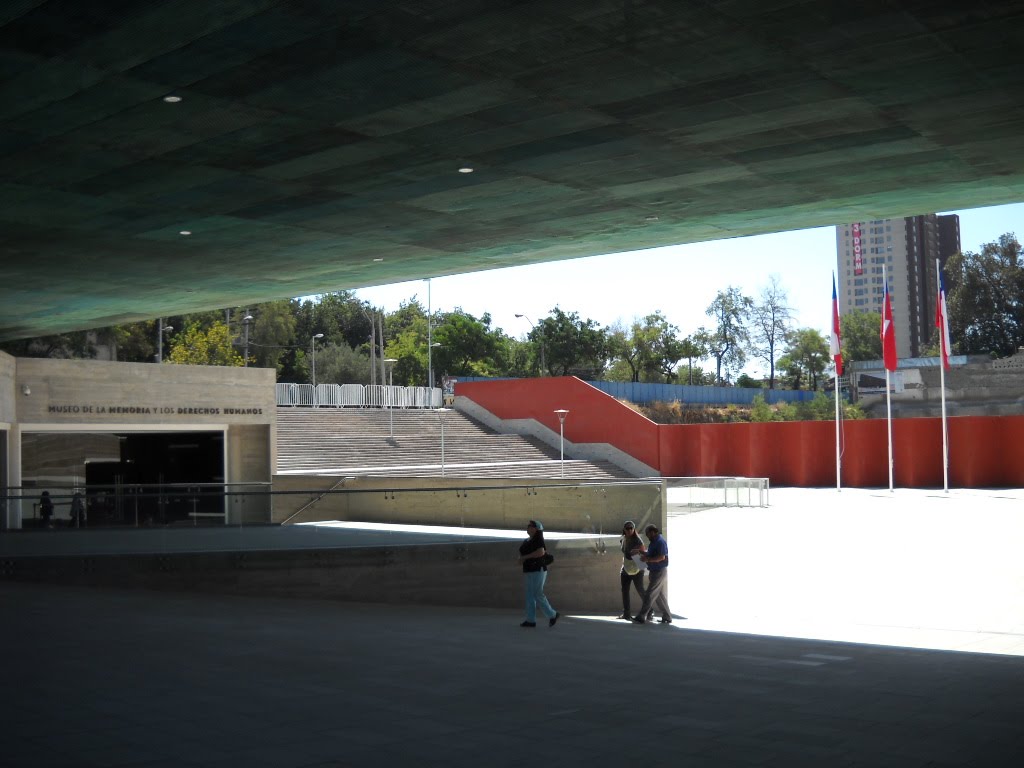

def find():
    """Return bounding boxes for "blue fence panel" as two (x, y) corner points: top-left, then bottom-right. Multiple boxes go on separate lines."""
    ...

(453, 377), (817, 406)
(587, 381), (815, 406)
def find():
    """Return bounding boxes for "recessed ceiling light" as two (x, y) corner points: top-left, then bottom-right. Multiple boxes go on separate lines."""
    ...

(179, 230), (192, 236)
(458, 167), (474, 174)
(163, 95), (182, 103)
(373, 258), (384, 262)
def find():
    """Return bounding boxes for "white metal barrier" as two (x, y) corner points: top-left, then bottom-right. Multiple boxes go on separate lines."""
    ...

(276, 383), (441, 408)
(665, 477), (770, 508)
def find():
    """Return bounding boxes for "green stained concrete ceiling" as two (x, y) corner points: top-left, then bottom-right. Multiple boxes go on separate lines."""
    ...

(2, 1), (1024, 340)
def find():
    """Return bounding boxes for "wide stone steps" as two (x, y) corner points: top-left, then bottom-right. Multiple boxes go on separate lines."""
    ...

(275, 408), (633, 479)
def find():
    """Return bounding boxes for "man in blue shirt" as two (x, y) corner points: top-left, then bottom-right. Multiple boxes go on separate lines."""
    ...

(633, 524), (672, 624)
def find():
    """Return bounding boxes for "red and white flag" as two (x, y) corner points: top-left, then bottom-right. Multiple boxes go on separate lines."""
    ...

(880, 280), (898, 372)
(831, 275), (843, 376)
(935, 269), (952, 370)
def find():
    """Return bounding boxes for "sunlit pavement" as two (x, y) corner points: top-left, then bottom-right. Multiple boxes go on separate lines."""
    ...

(666, 487), (1024, 656)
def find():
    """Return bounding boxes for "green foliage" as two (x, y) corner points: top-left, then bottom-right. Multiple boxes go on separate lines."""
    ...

(248, 300), (297, 372)
(433, 309), (506, 377)
(774, 401), (798, 421)
(947, 234), (1024, 357)
(797, 391), (836, 421)
(841, 310), (882, 364)
(534, 307), (607, 377)
(749, 392), (864, 422)
(779, 328), (830, 390)
(166, 322), (243, 366)
(677, 335), (706, 385)
(606, 312), (686, 382)
(0, 330), (96, 359)
(294, 291), (374, 351)
(750, 394), (775, 422)
(313, 343), (371, 385)
(735, 373), (762, 388)
(106, 321), (156, 362)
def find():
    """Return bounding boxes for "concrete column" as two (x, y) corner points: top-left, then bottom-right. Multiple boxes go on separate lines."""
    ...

(8, 424), (22, 529)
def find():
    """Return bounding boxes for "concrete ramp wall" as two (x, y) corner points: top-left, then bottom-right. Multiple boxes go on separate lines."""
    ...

(2, 533), (624, 614)
(271, 475), (665, 536)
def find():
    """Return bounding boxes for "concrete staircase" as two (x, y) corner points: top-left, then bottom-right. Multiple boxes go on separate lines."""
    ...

(275, 408), (635, 479)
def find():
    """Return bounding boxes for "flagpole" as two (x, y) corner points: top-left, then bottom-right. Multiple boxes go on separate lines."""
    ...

(835, 369), (841, 492)
(831, 273), (843, 492)
(937, 258), (949, 493)
(883, 265), (894, 493)
(885, 367), (893, 492)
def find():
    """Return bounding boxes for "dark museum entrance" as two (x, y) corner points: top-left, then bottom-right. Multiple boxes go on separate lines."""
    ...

(22, 430), (225, 527)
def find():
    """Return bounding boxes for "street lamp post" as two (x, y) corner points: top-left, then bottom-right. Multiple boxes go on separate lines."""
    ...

(384, 358), (397, 439)
(242, 315), (254, 367)
(428, 342), (441, 393)
(311, 333), (324, 393)
(554, 409), (569, 478)
(426, 277), (433, 389)
(437, 407), (450, 477)
(515, 313), (546, 375)
(155, 320), (174, 362)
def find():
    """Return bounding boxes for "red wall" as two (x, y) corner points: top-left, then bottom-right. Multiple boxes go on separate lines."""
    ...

(457, 377), (661, 470)
(457, 378), (1024, 487)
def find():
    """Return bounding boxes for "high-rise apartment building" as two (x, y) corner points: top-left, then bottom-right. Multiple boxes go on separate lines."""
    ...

(835, 214), (960, 358)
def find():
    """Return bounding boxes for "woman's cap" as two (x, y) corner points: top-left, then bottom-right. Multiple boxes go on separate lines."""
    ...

(528, 520), (543, 531)
(623, 520), (635, 529)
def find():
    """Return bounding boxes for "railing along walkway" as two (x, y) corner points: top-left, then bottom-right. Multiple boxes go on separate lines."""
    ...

(276, 383), (441, 408)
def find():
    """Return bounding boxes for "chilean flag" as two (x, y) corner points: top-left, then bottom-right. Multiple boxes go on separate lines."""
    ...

(936, 269), (952, 370)
(831, 274), (842, 376)
(880, 280), (898, 372)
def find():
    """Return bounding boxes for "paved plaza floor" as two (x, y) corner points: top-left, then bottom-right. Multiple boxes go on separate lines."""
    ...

(669, 487), (1024, 657)
(2, 487), (1023, 766)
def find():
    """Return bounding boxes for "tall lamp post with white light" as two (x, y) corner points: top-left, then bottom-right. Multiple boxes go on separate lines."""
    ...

(515, 313), (546, 375)
(437, 407), (451, 477)
(311, 333), (324, 393)
(242, 314), (254, 367)
(554, 409), (569, 478)
(384, 358), (397, 438)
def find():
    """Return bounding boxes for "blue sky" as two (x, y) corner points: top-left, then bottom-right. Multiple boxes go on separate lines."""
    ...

(356, 202), (1023, 373)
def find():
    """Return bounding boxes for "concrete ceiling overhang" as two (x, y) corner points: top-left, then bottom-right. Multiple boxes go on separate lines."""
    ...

(2, 1), (1024, 340)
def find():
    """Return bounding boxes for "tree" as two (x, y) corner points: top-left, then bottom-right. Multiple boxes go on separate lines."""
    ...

(0, 330), (95, 359)
(678, 335), (706, 386)
(108, 321), (158, 362)
(606, 322), (640, 382)
(166, 322), (243, 366)
(750, 276), (793, 389)
(384, 318), (430, 386)
(947, 234), (1024, 357)
(313, 343), (371, 385)
(432, 309), (504, 377)
(607, 312), (685, 382)
(702, 287), (753, 385)
(534, 307), (607, 378)
(840, 310), (882, 365)
(779, 328), (830, 390)
(294, 291), (374, 352)
(248, 300), (297, 372)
